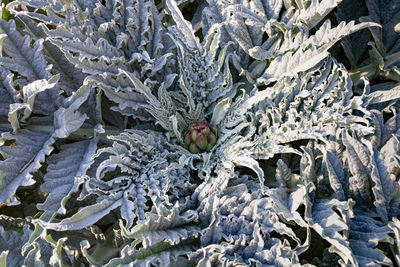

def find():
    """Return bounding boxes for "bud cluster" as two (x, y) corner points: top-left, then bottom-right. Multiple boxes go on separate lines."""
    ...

(184, 121), (217, 154)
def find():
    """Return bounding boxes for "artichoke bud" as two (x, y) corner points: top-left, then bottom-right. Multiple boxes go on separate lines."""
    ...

(184, 121), (217, 153)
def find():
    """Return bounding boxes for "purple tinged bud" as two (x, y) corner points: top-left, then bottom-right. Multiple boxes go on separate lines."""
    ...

(184, 121), (217, 153)
(197, 135), (208, 150)
(184, 133), (191, 147)
(189, 143), (199, 154)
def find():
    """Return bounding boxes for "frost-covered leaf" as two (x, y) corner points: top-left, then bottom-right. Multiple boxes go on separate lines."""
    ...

(99, 204), (199, 267)
(0, 225), (31, 267)
(167, 0), (237, 113)
(310, 198), (356, 266)
(104, 240), (194, 267)
(342, 131), (372, 204)
(322, 149), (347, 200)
(197, 183), (302, 266)
(349, 209), (393, 266)
(202, 0), (255, 61)
(364, 0), (400, 55)
(40, 129), (191, 231)
(0, 19), (50, 82)
(368, 83), (400, 105)
(336, 0), (370, 68)
(296, 0), (342, 29)
(380, 132), (400, 178)
(0, 129), (54, 205)
(15, 13), (86, 95)
(258, 20), (379, 84)
(0, 80), (88, 206)
(8, 77), (59, 131)
(37, 138), (98, 217)
(122, 205), (200, 247)
(367, 141), (399, 222)
(389, 218), (400, 266)
(0, 67), (17, 124)
(36, 0), (175, 119)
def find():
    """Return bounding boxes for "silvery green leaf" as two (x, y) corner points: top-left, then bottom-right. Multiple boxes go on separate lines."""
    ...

(8, 0), (65, 25)
(367, 0), (400, 55)
(37, 139), (98, 217)
(388, 218), (400, 266)
(258, 21), (379, 84)
(0, 77), (89, 206)
(0, 129), (54, 205)
(0, 19), (50, 82)
(121, 205), (200, 247)
(322, 149), (347, 200)
(258, 46), (330, 85)
(7, 77), (59, 131)
(296, 0), (342, 29)
(119, 69), (189, 135)
(336, 0), (370, 68)
(201, 0), (259, 65)
(38, 0), (174, 120)
(47, 237), (68, 267)
(15, 13), (86, 95)
(41, 129), (190, 231)
(88, 74), (152, 121)
(166, 0), (200, 51)
(380, 133), (400, 178)
(39, 194), (124, 231)
(0, 251), (6, 267)
(210, 98), (230, 127)
(0, 67), (18, 125)
(349, 209), (393, 266)
(359, 0), (385, 55)
(310, 198), (356, 265)
(303, 20), (380, 53)
(369, 110), (386, 148)
(274, 159), (290, 187)
(167, 0), (237, 111)
(342, 131), (373, 204)
(53, 107), (87, 138)
(256, 57), (371, 149)
(198, 184), (301, 266)
(48, 36), (121, 62)
(368, 83), (400, 105)
(266, 186), (309, 228)
(102, 204), (198, 266)
(21, 224), (75, 267)
(104, 240), (194, 267)
(23, 237), (53, 267)
(250, 0), (283, 21)
(0, 225), (31, 267)
(366, 141), (399, 222)
(381, 112), (400, 144)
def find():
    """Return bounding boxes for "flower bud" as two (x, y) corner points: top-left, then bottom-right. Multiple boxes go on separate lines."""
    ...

(184, 121), (217, 153)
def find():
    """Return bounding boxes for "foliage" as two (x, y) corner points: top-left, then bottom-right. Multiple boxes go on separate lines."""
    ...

(0, 0), (399, 266)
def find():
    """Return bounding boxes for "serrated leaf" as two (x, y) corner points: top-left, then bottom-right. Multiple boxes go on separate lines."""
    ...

(258, 21), (379, 85)
(37, 139), (98, 216)
(15, 13), (86, 95)
(367, 141), (398, 222)
(122, 206), (199, 247)
(310, 198), (356, 266)
(0, 225), (31, 267)
(39, 195), (123, 231)
(0, 19), (50, 81)
(0, 129), (54, 205)
(297, 0), (342, 29)
(342, 131), (372, 204)
(368, 84), (400, 105)
(322, 149), (346, 200)
(349, 209), (393, 266)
